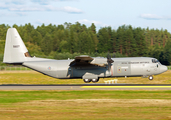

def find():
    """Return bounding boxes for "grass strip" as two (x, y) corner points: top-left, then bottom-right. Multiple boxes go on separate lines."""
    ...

(0, 90), (171, 104)
(0, 90), (171, 120)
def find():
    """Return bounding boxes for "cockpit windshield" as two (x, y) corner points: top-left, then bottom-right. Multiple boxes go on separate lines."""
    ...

(152, 59), (159, 63)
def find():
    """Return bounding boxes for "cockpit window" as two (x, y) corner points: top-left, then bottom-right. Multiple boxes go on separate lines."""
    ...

(152, 59), (159, 63)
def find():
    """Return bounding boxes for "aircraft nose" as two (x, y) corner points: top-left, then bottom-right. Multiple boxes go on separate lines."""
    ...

(160, 65), (168, 73)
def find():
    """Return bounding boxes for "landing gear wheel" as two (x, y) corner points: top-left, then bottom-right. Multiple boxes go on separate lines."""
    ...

(92, 78), (99, 83)
(148, 75), (153, 80)
(83, 79), (92, 83)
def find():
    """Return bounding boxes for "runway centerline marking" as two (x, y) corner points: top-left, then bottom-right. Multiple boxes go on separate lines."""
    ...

(81, 86), (171, 88)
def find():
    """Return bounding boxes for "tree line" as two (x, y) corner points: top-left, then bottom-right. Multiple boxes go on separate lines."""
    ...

(0, 22), (171, 65)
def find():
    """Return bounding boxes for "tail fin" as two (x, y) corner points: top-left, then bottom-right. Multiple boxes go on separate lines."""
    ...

(3, 28), (31, 63)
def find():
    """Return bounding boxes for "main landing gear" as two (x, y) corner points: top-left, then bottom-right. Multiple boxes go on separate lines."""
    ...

(148, 75), (153, 80)
(83, 78), (99, 83)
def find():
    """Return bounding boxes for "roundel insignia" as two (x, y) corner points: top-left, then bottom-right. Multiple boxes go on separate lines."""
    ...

(117, 66), (121, 73)
(48, 66), (51, 70)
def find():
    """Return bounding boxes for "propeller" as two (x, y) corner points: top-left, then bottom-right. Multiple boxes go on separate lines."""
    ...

(107, 53), (114, 63)
(113, 53), (116, 58)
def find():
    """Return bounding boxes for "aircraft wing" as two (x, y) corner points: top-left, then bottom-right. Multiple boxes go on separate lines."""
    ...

(69, 55), (109, 67)
(69, 55), (94, 66)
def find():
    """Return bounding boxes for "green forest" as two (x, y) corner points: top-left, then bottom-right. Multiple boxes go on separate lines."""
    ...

(0, 22), (171, 65)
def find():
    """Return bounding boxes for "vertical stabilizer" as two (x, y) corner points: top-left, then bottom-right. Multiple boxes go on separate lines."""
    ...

(3, 28), (30, 63)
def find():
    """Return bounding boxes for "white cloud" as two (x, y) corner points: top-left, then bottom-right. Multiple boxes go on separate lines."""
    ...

(62, 6), (83, 13)
(140, 14), (171, 20)
(140, 14), (162, 20)
(0, 11), (27, 17)
(8, 5), (44, 11)
(0, 0), (82, 13)
(10, 5), (83, 13)
(165, 16), (171, 20)
(16, 12), (27, 16)
(0, 2), (83, 13)
(0, 0), (26, 5)
(31, 0), (78, 5)
(0, 0), (77, 5)
(78, 19), (108, 27)
(10, 5), (54, 11)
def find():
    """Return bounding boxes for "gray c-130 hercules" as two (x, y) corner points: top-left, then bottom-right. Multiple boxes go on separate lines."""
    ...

(3, 28), (168, 83)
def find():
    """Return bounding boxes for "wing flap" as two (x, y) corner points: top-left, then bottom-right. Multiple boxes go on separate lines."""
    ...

(70, 56), (108, 67)
(69, 55), (94, 66)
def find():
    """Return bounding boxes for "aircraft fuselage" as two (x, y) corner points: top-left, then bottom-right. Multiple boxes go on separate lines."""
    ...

(22, 57), (167, 80)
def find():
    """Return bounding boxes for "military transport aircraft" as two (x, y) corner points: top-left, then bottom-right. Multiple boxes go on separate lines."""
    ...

(3, 28), (168, 83)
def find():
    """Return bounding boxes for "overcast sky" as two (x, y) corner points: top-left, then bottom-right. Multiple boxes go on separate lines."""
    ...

(0, 0), (171, 32)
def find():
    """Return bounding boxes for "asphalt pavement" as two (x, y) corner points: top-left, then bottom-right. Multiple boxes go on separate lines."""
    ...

(0, 84), (171, 90)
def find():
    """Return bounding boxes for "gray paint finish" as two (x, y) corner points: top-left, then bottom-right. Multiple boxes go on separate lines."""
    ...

(3, 28), (168, 83)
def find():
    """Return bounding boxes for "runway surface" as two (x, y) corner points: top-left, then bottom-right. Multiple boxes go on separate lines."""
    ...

(1, 84), (171, 90)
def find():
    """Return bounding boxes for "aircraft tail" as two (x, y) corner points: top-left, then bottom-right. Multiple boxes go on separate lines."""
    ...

(3, 28), (31, 64)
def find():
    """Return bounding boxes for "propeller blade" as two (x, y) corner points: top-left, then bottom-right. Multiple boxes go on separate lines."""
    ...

(107, 58), (114, 63)
(113, 53), (116, 58)
(107, 53), (114, 63)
